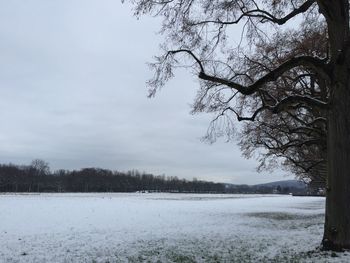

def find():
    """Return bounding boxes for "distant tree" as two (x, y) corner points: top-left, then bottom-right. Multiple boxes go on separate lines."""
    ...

(125, 0), (350, 250)
(282, 187), (290, 194)
(0, 164), (19, 191)
(30, 159), (50, 192)
(276, 185), (282, 193)
(30, 159), (50, 176)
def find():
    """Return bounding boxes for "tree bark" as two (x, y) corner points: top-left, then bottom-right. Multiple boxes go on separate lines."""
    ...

(317, 0), (350, 250)
(323, 62), (350, 251)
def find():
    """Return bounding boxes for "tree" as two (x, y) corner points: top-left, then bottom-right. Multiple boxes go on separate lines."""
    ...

(276, 185), (282, 193)
(125, 0), (350, 250)
(30, 159), (50, 192)
(30, 159), (50, 176)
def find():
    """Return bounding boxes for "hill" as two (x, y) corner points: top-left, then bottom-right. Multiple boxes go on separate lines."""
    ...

(254, 180), (307, 189)
(224, 180), (307, 194)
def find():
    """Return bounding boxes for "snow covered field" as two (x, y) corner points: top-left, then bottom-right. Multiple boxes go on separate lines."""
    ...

(0, 193), (348, 262)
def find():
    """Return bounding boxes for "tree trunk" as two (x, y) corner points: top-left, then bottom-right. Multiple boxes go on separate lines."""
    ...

(322, 65), (350, 251)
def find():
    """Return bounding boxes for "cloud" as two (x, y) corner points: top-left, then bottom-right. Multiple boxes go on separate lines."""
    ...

(0, 0), (292, 184)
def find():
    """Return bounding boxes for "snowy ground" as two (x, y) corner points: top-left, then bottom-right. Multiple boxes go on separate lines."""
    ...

(0, 193), (349, 262)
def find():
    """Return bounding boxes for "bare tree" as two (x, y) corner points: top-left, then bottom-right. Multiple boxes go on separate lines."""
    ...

(30, 159), (50, 176)
(125, 0), (350, 250)
(30, 159), (50, 192)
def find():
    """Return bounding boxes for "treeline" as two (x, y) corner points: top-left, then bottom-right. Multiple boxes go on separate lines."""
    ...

(0, 160), (308, 194)
(0, 161), (227, 193)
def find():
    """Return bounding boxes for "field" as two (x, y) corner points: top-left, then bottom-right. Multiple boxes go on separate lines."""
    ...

(0, 193), (349, 262)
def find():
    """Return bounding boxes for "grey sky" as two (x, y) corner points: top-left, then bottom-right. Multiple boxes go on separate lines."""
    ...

(0, 0), (293, 184)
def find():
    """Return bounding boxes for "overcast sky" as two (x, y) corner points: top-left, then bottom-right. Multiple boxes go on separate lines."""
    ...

(0, 0), (294, 184)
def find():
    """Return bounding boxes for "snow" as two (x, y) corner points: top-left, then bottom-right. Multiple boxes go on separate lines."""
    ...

(0, 193), (348, 262)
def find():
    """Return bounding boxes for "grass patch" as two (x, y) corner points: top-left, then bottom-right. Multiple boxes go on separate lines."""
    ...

(246, 212), (323, 221)
(109, 236), (349, 263)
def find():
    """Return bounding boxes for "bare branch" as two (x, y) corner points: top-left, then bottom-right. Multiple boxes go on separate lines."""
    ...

(199, 56), (330, 96)
(189, 0), (316, 26)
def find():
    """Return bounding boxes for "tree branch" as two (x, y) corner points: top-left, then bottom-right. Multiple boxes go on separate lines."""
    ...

(199, 56), (329, 96)
(189, 0), (316, 26)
